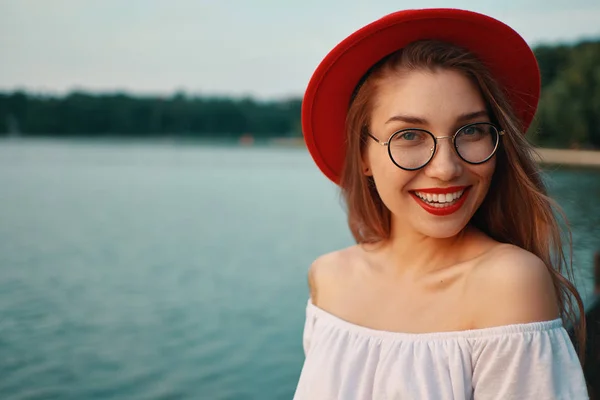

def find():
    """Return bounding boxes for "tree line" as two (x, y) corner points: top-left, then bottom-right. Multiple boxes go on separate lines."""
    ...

(0, 39), (598, 148)
(0, 92), (302, 139)
(530, 40), (600, 148)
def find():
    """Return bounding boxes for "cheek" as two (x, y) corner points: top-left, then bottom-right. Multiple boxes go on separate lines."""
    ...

(369, 153), (414, 200)
(369, 148), (395, 184)
(481, 158), (496, 183)
(471, 159), (496, 195)
(364, 146), (387, 180)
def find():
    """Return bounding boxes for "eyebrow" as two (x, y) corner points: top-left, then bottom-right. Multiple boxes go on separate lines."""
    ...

(385, 110), (489, 125)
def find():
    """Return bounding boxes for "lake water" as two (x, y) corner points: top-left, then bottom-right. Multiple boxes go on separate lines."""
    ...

(0, 138), (599, 400)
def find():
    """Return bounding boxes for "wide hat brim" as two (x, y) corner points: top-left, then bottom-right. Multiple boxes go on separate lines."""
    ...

(301, 8), (541, 184)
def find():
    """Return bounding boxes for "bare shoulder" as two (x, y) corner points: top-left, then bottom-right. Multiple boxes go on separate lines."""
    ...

(466, 244), (560, 328)
(308, 245), (363, 307)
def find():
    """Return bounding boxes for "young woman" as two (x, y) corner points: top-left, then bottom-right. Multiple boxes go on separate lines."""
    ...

(294, 8), (588, 399)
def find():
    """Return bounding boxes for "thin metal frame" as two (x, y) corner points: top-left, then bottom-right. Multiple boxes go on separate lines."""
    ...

(366, 122), (505, 171)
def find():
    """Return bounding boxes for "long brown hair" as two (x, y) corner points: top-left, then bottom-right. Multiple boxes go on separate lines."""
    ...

(340, 40), (586, 360)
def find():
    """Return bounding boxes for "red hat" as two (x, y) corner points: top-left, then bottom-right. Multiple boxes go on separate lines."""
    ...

(302, 8), (541, 184)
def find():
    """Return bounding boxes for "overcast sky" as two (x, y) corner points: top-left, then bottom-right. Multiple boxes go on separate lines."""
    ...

(1, 0), (599, 99)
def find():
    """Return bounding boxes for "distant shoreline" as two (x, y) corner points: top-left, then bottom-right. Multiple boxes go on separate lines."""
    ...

(534, 148), (600, 168)
(269, 138), (600, 168)
(2, 136), (599, 168)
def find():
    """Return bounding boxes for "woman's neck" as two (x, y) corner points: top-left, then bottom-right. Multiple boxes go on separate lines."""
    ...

(373, 224), (476, 278)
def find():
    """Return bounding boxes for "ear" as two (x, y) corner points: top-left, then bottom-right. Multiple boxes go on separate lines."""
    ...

(361, 155), (373, 177)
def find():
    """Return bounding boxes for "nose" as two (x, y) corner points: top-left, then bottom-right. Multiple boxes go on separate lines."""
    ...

(423, 137), (463, 181)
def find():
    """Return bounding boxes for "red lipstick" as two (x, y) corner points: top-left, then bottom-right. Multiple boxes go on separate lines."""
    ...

(410, 186), (471, 216)
(411, 185), (468, 194)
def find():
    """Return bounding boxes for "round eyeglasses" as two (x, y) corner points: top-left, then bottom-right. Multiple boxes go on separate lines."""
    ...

(367, 122), (505, 171)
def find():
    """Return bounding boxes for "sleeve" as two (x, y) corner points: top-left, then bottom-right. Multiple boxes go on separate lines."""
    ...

(471, 323), (588, 399)
(302, 298), (317, 356)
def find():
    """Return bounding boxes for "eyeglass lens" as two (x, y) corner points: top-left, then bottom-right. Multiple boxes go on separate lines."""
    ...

(388, 123), (499, 169)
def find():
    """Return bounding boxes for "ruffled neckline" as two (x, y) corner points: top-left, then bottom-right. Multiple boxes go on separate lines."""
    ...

(307, 299), (563, 341)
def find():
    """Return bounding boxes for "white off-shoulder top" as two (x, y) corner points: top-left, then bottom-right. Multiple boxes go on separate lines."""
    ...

(294, 299), (588, 400)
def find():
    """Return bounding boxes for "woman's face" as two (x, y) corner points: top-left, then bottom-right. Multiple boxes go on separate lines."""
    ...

(363, 68), (496, 239)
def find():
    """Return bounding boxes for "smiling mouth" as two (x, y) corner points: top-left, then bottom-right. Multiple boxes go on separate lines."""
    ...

(409, 186), (472, 216)
(412, 189), (466, 208)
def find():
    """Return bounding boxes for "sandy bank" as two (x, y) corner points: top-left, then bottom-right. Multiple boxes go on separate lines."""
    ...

(533, 148), (600, 167)
(269, 139), (600, 168)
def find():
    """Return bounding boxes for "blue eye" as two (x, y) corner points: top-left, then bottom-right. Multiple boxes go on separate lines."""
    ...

(464, 126), (477, 135)
(391, 130), (431, 148)
(402, 132), (417, 140)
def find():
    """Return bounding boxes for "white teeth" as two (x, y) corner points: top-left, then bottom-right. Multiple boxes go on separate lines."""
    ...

(414, 189), (466, 205)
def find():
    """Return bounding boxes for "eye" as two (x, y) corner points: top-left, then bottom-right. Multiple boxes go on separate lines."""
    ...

(396, 130), (428, 142)
(459, 124), (490, 141)
(390, 130), (431, 149)
(463, 126), (480, 135)
(401, 131), (418, 140)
